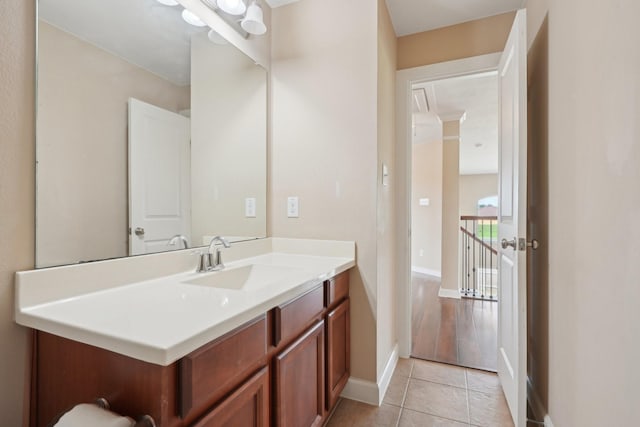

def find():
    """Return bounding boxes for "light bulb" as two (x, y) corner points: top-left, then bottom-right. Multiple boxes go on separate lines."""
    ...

(241, 1), (266, 35)
(217, 0), (246, 16)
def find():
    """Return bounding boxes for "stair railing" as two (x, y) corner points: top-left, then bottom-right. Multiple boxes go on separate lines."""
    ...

(460, 215), (498, 300)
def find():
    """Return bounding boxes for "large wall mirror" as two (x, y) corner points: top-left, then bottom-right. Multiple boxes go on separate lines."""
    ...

(36, 0), (267, 268)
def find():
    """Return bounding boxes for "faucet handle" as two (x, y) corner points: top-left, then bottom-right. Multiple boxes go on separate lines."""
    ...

(206, 252), (215, 270)
(214, 250), (224, 270)
(192, 250), (209, 273)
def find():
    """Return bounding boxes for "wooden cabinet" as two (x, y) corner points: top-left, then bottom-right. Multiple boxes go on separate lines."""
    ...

(274, 320), (325, 427)
(326, 298), (350, 410)
(324, 272), (349, 308)
(179, 315), (267, 423)
(273, 286), (324, 347)
(34, 332), (181, 427)
(33, 271), (350, 427)
(192, 367), (269, 427)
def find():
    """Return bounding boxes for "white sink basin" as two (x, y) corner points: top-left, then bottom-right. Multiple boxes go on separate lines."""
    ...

(181, 264), (300, 291)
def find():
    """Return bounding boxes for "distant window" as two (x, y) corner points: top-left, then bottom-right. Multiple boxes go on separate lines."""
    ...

(477, 195), (498, 217)
(476, 196), (498, 239)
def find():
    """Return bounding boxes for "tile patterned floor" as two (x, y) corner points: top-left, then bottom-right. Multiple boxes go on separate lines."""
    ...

(325, 358), (514, 427)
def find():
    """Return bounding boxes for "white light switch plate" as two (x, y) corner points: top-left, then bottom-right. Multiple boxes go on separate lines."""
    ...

(419, 198), (430, 206)
(382, 163), (389, 186)
(287, 197), (299, 218)
(245, 197), (256, 217)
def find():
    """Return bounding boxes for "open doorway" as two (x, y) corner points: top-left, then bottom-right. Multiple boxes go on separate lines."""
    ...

(410, 72), (499, 372)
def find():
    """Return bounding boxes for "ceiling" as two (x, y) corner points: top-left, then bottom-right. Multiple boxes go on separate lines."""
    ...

(39, 0), (523, 86)
(412, 72), (498, 175)
(42, 0), (501, 175)
(385, 0), (524, 36)
(39, 0), (199, 86)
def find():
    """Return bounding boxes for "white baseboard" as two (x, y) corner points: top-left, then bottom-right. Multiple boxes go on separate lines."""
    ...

(341, 344), (399, 406)
(411, 266), (441, 278)
(340, 377), (379, 405)
(437, 287), (461, 299)
(376, 344), (399, 405)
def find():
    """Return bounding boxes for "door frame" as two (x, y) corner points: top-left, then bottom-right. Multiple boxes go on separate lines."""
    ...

(395, 53), (502, 358)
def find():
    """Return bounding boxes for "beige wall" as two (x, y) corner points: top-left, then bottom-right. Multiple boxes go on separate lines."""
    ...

(459, 173), (498, 216)
(440, 122), (460, 292)
(36, 22), (190, 267)
(411, 142), (443, 274)
(397, 12), (515, 70)
(526, 0), (640, 426)
(375, 0), (397, 377)
(271, 0), (379, 382)
(191, 32), (267, 243)
(0, 0), (34, 424)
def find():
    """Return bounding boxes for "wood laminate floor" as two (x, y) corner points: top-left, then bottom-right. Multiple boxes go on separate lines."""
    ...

(411, 273), (497, 372)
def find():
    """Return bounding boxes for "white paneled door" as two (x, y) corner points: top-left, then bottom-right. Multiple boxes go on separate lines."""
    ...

(128, 98), (191, 255)
(497, 9), (527, 427)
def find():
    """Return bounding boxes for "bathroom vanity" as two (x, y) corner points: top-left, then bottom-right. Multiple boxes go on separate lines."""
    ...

(16, 238), (354, 427)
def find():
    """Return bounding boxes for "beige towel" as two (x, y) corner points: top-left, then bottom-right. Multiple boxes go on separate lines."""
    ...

(55, 403), (135, 427)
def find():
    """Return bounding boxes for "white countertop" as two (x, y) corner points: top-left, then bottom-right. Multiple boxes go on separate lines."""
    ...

(15, 239), (355, 366)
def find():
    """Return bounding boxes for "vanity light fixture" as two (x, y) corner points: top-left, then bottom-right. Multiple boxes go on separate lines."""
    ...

(201, 0), (268, 36)
(217, 0), (247, 15)
(182, 8), (207, 26)
(241, 1), (267, 35)
(157, 0), (267, 36)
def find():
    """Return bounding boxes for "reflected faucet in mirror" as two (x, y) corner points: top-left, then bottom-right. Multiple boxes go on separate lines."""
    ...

(168, 235), (189, 249)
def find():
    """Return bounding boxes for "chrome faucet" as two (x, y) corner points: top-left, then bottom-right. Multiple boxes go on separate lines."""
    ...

(168, 234), (189, 249)
(205, 236), (231, 271)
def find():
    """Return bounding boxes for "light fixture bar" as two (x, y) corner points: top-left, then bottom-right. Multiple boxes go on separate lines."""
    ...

(200, 0), (250, 38)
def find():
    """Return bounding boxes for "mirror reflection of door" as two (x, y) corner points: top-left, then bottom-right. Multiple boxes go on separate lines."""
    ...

(128, 98), (191, 256)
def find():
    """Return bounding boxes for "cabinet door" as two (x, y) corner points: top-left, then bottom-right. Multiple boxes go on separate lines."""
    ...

(192, 367), (269, 427)
(274, 320), (325, 427)
(326, 298), (350, 411)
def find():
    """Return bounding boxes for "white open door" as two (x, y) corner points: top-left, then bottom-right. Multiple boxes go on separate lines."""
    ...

(128, 98), (191, 255)
(497, 9), (527, 427)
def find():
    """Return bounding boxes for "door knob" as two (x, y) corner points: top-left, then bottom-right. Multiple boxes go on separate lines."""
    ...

(134, 227), (145, 237)
(501, 237), (517, 250)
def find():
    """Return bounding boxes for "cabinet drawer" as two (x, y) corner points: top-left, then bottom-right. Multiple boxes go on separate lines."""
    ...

(179, 315), (267, 421)
(274, 285), (324, 347)
(191, 367), (269, 427)
(324, 271), (349, 308)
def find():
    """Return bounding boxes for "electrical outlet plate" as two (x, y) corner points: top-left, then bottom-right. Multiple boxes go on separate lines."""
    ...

(287, 197), (299, 218)
(245, 197), (256, 218)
